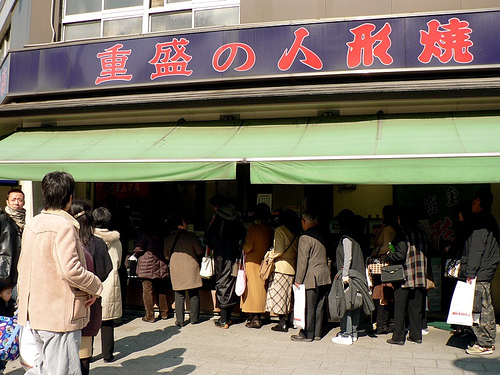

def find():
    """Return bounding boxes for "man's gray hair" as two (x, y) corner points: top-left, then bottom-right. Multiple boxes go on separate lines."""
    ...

(302, 210), (319, 224)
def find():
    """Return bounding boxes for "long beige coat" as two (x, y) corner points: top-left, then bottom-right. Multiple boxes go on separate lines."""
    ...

(165, 230), (204, 291)
(94, 228), (123, 320)
(241, 221), (274, 313)
(18, 209), (102, 332)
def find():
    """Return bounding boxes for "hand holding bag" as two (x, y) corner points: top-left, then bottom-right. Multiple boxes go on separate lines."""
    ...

(235, 255), (246, 296)
(381, 264), (405, 283)
(199, 246), (215, 279)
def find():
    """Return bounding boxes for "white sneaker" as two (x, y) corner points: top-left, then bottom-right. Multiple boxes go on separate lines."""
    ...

(422, 328), (429, 335)
(332, 334), (353, 345)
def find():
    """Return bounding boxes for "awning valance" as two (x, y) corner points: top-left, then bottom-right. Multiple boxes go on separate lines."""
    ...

(1, 114), (500, 183)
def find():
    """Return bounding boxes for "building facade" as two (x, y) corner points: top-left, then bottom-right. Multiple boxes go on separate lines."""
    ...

(1, 0), (500, 312)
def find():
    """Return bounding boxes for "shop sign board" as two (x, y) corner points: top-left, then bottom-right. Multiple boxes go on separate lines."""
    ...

(2, 10), (500, 102)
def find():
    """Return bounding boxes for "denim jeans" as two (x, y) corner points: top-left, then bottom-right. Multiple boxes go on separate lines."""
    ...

(341, 308), (361, 337)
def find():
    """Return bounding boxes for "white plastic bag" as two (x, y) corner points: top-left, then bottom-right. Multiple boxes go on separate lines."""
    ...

(20, 321), (40, 370)
(447, 278), (476, 326)
(293, 284), (306, 330)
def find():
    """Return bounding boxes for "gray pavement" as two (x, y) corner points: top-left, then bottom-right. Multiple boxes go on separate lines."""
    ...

(5, 311), (500, 375)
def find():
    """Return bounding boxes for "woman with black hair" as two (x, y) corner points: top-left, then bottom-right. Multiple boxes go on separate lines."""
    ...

(371, 205), (399, 335)
(69, 199), (112, 375)
(93, 207), (122, 363)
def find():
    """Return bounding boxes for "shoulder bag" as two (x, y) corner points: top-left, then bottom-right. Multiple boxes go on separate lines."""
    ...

(200, 246), (215, 279)
(381, 264), (405, 283)
(235, 254), (247, 296)
(259, 235), (296, 281)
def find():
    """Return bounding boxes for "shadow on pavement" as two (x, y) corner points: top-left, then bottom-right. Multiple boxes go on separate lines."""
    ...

(453, 357), (500, 374)
(91, 348), (195, 375)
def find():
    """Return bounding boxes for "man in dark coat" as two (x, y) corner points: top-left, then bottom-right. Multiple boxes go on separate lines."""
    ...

(291, 210), (331, 342)
(0, 188), (25, 298)
(461, 188), (500, 355)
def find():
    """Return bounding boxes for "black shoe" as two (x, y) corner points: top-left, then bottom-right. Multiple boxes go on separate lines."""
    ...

(291, 334), (313, 342)
(314, 336), (322, 341)
(271, 324), (288, 332)
(407, 337), (422, 344)
(103, 355), (114, 363)
(387, 338), (405, 346)
(376, 327), (388, 335)
(214, 319), (231, 329)
(175, 321), (186, 328)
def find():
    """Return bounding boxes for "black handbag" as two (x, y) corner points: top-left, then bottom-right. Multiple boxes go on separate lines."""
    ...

(381, 264), (405, 283)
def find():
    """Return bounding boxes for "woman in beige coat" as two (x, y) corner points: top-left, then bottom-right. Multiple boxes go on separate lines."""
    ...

(93, 207), (122, 363)
(165, 216), (204, 326)
(241, 203), (274, 328)
(266, 210), (300, 332)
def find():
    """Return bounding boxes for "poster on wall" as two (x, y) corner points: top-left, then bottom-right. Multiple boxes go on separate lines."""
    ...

(394, 184), (485, 252)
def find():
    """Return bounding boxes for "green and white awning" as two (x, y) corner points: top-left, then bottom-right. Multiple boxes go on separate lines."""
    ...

(1, 114), (500, 184)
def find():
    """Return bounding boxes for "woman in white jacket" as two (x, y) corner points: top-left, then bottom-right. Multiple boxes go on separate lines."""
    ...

(93, 207), (123, 363)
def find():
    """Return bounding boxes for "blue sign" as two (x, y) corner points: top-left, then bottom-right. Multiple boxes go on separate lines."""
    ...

(2, 10), (499, 103)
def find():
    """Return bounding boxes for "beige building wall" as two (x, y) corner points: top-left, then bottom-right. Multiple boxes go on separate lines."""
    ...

(241, 0), (500, 23)
(333, 184), (393, 218)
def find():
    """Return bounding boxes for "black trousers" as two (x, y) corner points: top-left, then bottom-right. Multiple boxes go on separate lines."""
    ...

(175, 289), (200, 323)
(100, 319), (114, 361)
(392, 286), (424, 342)
(305, 284), (329, 339)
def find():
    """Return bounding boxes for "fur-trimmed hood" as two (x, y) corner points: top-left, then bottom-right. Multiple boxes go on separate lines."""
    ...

(94, 228), (120, 244)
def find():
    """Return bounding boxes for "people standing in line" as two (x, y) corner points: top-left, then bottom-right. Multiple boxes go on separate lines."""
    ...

(165, 215), (204, 327)
(332, 209), (374, 345)
(93, 207), (123, 363)
(266, 210), (300, 332)
(461, 188), (500, 355)
(204, 195), (246, 329)
(69, 199), (112, 375)
(18, 172), (103, 375)
(371, 205), (398, 334)
(134, 211), (170, 323)
(241, 203), (275, 329)
(386, 207), (428, 346)
(290, 210), (331, 342)
(0, 188), (25, 299)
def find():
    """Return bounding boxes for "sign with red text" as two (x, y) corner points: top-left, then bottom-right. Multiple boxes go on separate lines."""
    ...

(3, 10), (500, 102)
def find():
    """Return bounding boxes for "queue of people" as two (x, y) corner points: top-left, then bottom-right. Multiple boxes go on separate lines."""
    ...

(1, 173), (498, 374)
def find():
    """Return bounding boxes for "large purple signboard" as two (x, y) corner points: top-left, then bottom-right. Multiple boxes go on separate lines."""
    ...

(2, 10), (500, 103)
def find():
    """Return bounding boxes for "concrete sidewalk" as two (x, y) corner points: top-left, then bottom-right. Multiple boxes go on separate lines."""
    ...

(5, 311), (500, 375)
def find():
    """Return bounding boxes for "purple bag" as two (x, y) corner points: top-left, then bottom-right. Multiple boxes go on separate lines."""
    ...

(0, 315), (20, 361)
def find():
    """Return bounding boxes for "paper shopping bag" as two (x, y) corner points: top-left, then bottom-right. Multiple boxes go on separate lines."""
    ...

(447, 279), (476, 326)
(293, 284), (306, 330)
